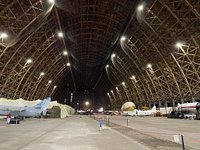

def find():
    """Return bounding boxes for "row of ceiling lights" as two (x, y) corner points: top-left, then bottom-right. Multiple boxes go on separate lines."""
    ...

(0, 0), (55, 39)
(0, 31), (70, 90)
(0, 31), (69, 55)
(48, 2), (145, 93)
(107, 36), (185, 96)
(106, 2), (185, 68)
(106, 34), (185, 67)
(1, 1), (185, 94)
(1, 1), (146, 72)
(46, 0), (144, 93)
(40, 0), (56, 91)
(106, 62), (152, 96)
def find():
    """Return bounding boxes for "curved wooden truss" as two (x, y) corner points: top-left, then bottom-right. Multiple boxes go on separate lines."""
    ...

(0, 0), (71, 100)
(106, 0), (200, 108)
(0, 1), (199, 109)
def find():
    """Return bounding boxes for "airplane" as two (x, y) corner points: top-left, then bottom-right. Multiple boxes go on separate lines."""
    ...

(176, 102), (200, 119)
(76, 110), (87, 115)
(177, 102), (200, 113)
(123, 106), (157, 116)
(0, 97), (51, 117)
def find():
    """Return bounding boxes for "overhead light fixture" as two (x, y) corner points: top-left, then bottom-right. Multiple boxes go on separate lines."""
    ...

(85, 101), (90, 106)
(67, 62), (70, 66)
(48, 80), (52, 84)
(107, 93), (110, 95)
(63, 51), (68, 56)
(111, 53), (116, 58)
(0, 32), (8, 39)
(147, 63), (152, 69)
(58, 32), (64, 38)
(26, 59), (33, 64)
(111, 90), (113, 93)
(106, 65), (109, 68)
(120, 36), (126, 42)
(137, 4), (144, 11)
(54, 85), (57, 88)
(48, 0), (55, 4)
(130, 75), (136, 80)
(122, 82), (125, 86)
(40, 72), (45, 76)
(98, 107), (104, 113)
(175, 42), (183, 48)
(115, 87), (118, 90)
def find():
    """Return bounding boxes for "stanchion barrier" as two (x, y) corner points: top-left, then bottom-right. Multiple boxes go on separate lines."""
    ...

(91, 115), (199, 149)
(181, 135), (185, 150)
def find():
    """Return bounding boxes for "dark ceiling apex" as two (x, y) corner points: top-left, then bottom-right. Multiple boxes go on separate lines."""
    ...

(58, 0), (139, 89)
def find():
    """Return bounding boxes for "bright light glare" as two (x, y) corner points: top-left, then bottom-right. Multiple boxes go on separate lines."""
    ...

(26, 59), (32, 64)
(40, 72), (45, 76)
(98, 107), (104, 113)
(67, 62), (70, 66)
(120, 36), (126, 42)
(48, 80), (52, 84)
(0, 32), (8, 39)
(130, 75), (136, 80)
(115, 87), (118, 90)
(111, 90), (113, 93)
(176, 42), (183, 48)
(58, 32), (64, 38)
(107, 93), (110, 95)
(111, 53), (116, 58)
(147, 63), (152, 69)
(137, 4), (144, 11)
(63, 51), (68, 56)
(122, 82), (125, 86)
(106, 65), (109, 68)
(48, 0), (55, 4)
(85, 101), (90, 106)
(54, 85), (57, 88)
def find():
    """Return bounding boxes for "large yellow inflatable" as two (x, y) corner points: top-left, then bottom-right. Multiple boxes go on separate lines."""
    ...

(121, 102), (135, 111)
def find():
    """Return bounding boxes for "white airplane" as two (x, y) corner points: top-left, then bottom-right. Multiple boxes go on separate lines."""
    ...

(77, 110), (87, 114)
(0, 97), (51, 117)
(177, 102), (200, 113)
(124, 106), (157, 116)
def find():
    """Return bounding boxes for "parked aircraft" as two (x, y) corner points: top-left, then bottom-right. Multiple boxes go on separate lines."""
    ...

(177, 102), (200, 119)
(76, 110), (86, 114)
(177, 102), (200, 113)
(123, 106), (157, 116)
(0, 97), (51, 117)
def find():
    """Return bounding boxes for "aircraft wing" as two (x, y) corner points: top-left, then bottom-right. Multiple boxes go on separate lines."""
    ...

(0, 106), (26, 112)
(7, 108), (26, 112)
(126, 110), (137, 116)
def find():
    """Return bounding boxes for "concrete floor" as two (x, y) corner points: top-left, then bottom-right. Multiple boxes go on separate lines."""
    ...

(0, 116), (149, 150)
(106, 116), (200, 150)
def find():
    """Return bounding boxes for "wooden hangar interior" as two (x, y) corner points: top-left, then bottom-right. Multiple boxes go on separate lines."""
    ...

(0, 0), (200, 109)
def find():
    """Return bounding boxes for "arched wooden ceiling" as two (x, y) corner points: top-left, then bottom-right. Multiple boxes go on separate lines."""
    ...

(0, 0), (200, 108)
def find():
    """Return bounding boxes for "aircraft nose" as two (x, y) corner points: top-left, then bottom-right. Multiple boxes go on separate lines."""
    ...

(196, 102), (200, 112)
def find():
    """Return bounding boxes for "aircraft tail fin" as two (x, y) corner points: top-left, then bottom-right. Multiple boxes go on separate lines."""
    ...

(41, 97), (51, 111)
(151, 105), (156, 111)
(33, 100), (43, 108)
(32, 97), (51, 110)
